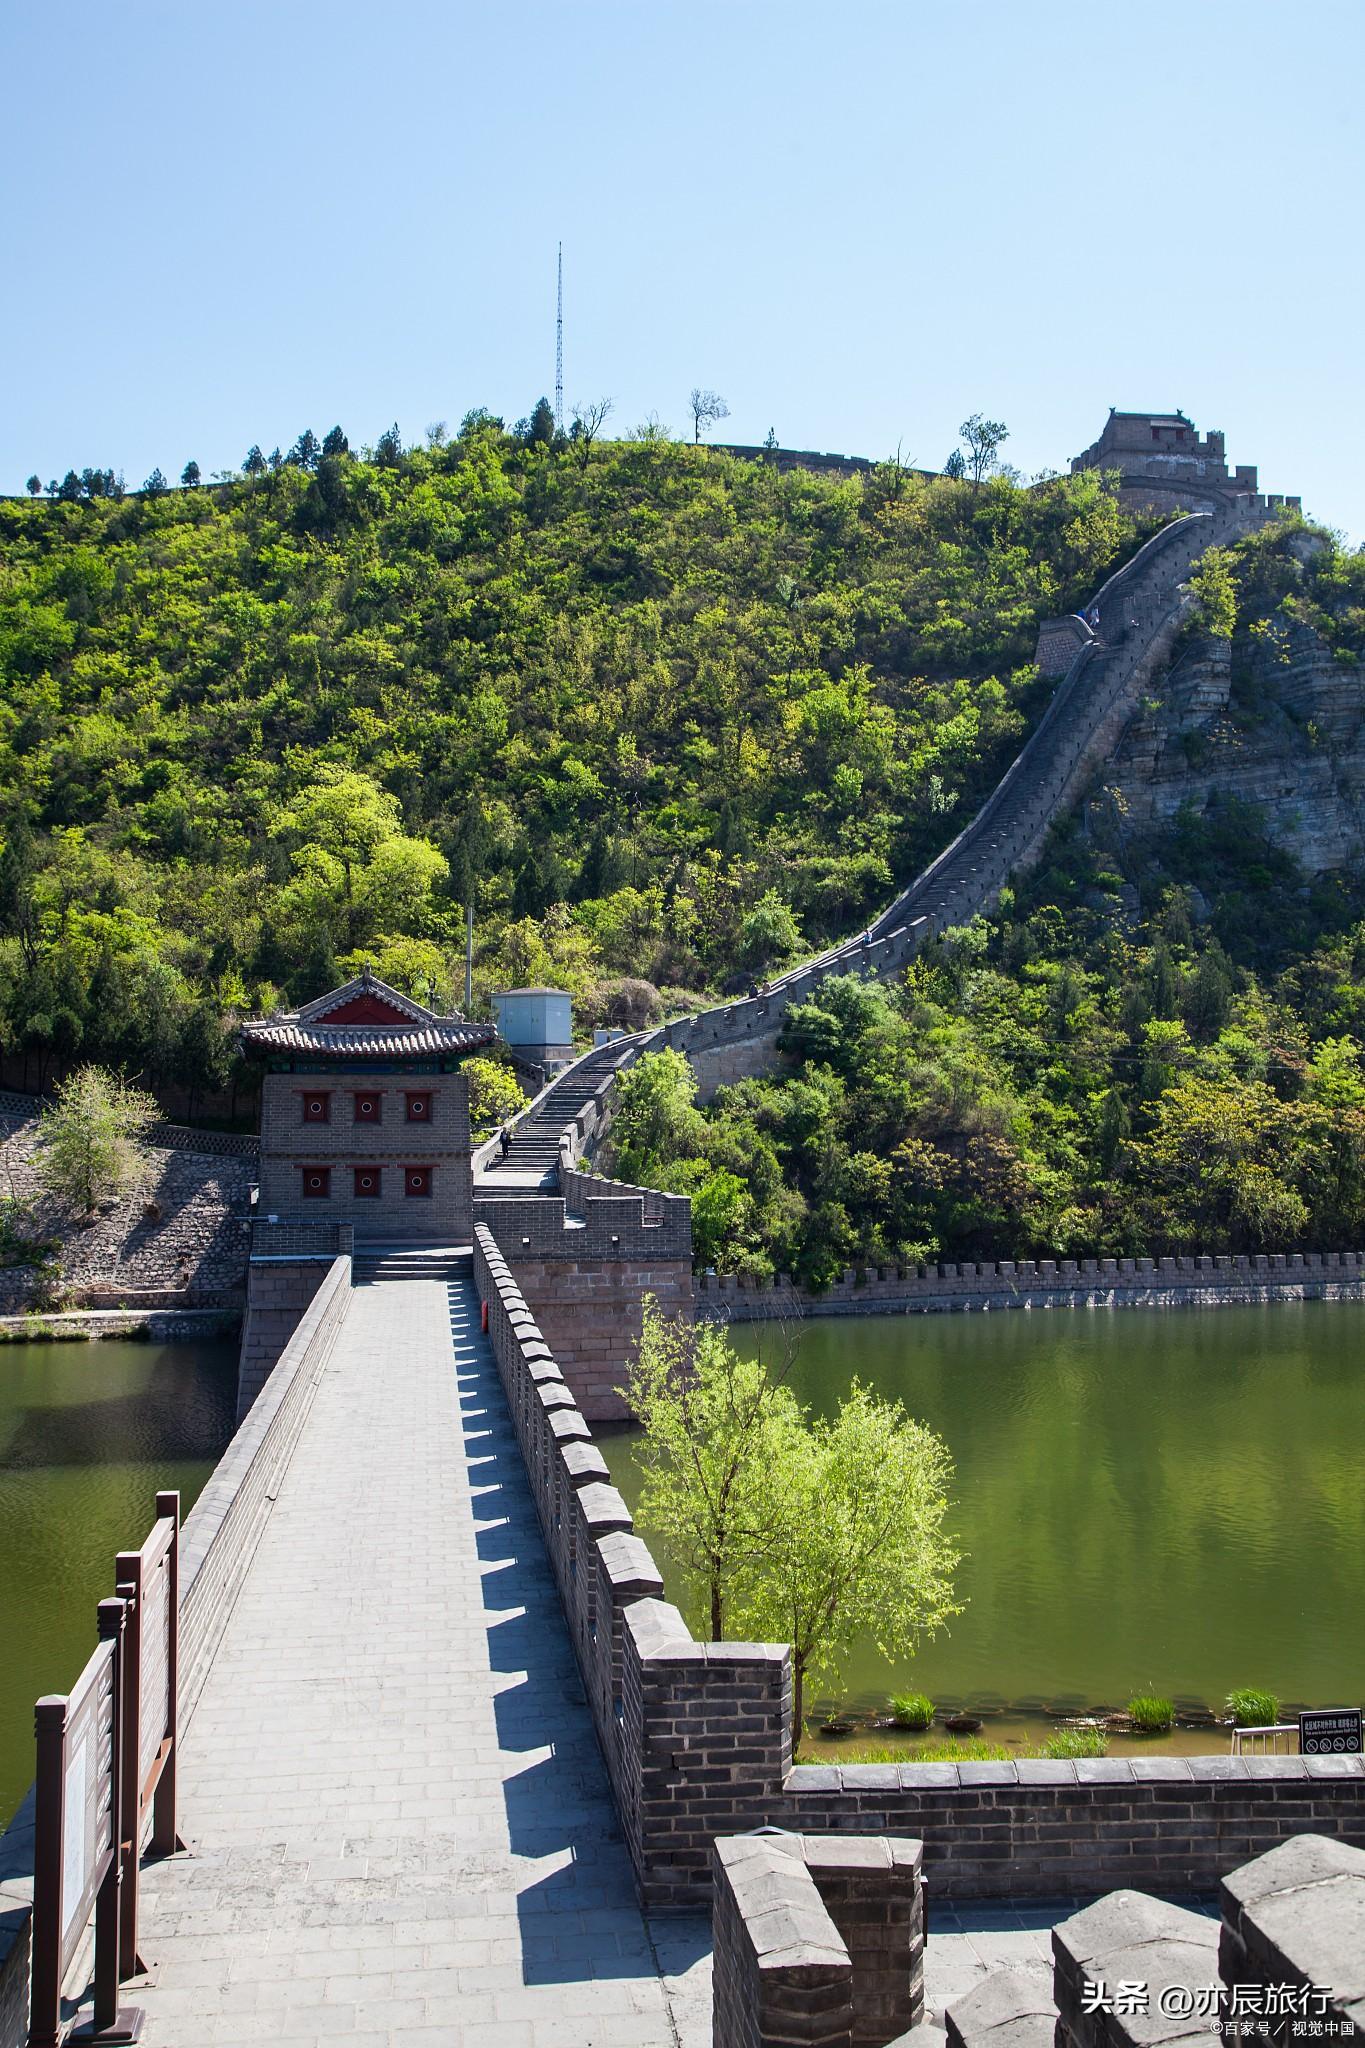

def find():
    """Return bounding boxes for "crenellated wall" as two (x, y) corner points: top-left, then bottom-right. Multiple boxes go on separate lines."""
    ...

(694, 1247), (1365, 1321)
(473, 1223), (1365, 1914)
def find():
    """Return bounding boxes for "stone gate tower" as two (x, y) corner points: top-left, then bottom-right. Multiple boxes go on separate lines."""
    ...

(240, 969), (496, 1245)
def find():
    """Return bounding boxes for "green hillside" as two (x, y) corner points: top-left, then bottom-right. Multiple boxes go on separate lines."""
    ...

(606, 524), (1365, 1280)
(0, 421), (1144, 1094)
(9, 420), (1365, 1274)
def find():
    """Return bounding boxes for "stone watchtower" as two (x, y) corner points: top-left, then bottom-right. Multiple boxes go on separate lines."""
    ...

(1069, 407), (1263, 515)
(240, 970), (496, 1246)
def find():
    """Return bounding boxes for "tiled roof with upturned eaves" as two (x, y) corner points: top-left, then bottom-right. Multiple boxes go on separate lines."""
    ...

(240, 968), (496, 1060)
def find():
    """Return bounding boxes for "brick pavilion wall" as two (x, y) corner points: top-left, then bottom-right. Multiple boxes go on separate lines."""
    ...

(257, 1067), (473, 1244)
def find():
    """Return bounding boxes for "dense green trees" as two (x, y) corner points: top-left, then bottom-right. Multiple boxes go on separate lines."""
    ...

(0, 423), (1149, 1105)
(608, 806), (1365, 1280)
(596, 520), (1365, 1274)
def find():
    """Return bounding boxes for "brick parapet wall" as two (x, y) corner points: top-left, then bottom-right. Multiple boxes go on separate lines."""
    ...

(474, 1182), (693, 1419)
(696, 1248), (1365, 1322)
(1035, 614), (1096, 678)
(772, 1754), (1365, 1902)
(946, 1837), (1364, 2048)
(711, 1837), (854, 2048)
(1217, 1834), (1365, 2036)
(236, 1256), (338, 1419)
(0, 1255), (353, 2048)
(473, 1224), (1365, 1918)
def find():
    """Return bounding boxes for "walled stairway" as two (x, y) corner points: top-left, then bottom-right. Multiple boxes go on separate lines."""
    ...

(477, 1043), (629, 1182)
(481, 491), (1283, 1190)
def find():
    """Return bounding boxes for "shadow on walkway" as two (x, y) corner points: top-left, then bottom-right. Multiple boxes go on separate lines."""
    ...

(447, 1280), (663, 1987)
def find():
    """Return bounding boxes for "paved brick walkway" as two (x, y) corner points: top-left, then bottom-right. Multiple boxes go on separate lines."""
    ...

(85, 1274), (709, 2047)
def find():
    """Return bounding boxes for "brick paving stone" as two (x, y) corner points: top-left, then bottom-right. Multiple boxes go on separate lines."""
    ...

(66, 1273), (696, 2047)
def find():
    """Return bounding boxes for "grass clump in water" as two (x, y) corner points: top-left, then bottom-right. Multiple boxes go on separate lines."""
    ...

(888, 1692), (935, 1730)
(1226, 1688), (1280, 1727)
(1126, 1694), (1175, 1735)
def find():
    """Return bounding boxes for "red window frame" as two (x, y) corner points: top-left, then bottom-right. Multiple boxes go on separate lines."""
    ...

(404, 1091), (434, 1124)
(301, 1091), (331, 1124)
(300, 1166), (332, 1199)
(353, 1166), (382, 1199)
(352, 1091), (383, 1124)
(404, 1166), (433, 1199)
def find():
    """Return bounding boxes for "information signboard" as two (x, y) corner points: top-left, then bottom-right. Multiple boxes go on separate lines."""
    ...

(1299, 1707), (1363, 1755)
(134, 1531), (171, 1792)
(54, 1643), (115, 1971)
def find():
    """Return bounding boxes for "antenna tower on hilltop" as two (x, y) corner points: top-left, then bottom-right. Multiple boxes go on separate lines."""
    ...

(555, 243), (563, 434)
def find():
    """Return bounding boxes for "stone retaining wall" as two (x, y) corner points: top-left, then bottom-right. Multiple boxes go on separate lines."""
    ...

(0, 1308), (239, 1342)
(0, 1100), (253, 1312)
(0, 1255), (353, 2048)
(473, 1223), (1365, 1916)
(696, 1248), (1365, 1321)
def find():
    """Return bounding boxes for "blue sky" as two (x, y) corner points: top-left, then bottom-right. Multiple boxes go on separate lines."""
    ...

(3, 1), (1360, 533)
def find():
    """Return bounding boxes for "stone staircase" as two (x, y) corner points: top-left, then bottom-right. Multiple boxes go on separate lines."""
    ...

(352, 1242), (473, 1283)
(477, 1043), (629, 1183)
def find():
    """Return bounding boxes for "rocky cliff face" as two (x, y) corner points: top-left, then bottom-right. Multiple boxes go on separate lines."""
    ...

(1102, 614), (1365, 877)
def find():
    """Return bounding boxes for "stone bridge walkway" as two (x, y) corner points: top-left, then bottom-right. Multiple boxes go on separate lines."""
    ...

(74, 1273), (709, 2047)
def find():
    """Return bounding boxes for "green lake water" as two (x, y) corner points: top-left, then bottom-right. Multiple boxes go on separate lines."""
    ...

(0, 1337), (237, 1828)
(2, 1306), (1360, 1821)
(600, 1303), (1365, 1731)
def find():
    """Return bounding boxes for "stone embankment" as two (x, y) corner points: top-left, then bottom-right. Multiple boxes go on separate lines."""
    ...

(695, 1248), (1365, 1321)
(495, 492), (1283, 1186)
(0, 1093), (252, 1315)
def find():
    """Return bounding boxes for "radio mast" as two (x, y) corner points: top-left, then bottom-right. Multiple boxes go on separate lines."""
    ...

(555, 243), (564, 434)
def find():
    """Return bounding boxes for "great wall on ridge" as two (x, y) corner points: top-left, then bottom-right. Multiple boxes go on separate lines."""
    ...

(467, 463), (1333, 1403)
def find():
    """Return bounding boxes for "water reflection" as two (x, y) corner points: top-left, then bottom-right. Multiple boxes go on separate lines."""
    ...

(601, 1302), (1365, 1721)
(0, 1337), (236, 1826)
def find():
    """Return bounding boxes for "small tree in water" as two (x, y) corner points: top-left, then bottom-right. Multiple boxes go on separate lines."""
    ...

(35, 1067), (160, 1215)
(625, 1304), (962, 1746)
